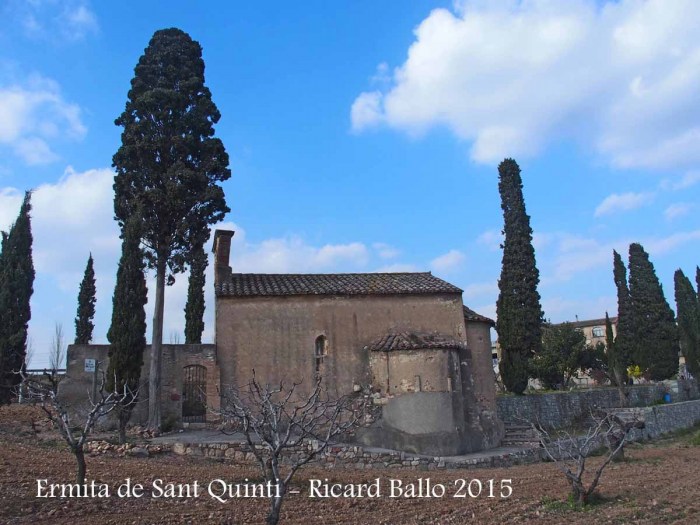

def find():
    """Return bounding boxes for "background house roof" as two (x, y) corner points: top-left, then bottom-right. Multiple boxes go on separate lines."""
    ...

(554, 317), (618, 329)
(215, 272), (463, 297)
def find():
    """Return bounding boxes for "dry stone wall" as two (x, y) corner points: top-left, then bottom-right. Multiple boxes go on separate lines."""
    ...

(169, 440), (539, 470)
(497, 381), (698, 429)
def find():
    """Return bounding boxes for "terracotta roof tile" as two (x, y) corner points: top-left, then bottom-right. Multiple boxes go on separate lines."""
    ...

(463, 305), (495, 326)
(216, 272), (462, 297)
(365, 332), (465, 352)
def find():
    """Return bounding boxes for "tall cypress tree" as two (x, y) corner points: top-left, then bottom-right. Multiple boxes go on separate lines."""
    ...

(604, 311), (627, 384)
(605, 311), (629, 406)
(184, 241), (207, 344)
(495, 158), (543, 394)
(674, 269), (700, 377)
(74, 254), (97, 344)
(612, 250), (633, 374)
(107, 220), (148, 443)
(628, 243), (679, 379)
(113, 28), (231, 429)
(0, 192), (35, 404)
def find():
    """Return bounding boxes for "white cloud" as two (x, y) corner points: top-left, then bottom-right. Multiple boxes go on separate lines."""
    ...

(62, 4), (98, 40)
(9, 0), (98, 41)
(660, 171), (700, 191)
(532, 232), (554, 251)
(594, 191), (653, 217)
(476, 228), (502, 251)
(373, 242), (400, 260)
(0, 166), (118, 286)
(645, 230), (700, 254)
(231, 234), (370, 274)
(430, 249), (466, 273)
(664, 202), (693, 221)
(13, 137), (59, 165)
(462, 281), (497, 300)
(351, 0), (700, 172)
(374, 263), (420, 273)
(544, 229), (700, 283)
(0, 74), (86, 165)
(550, 236), (617, 282)
(541, 295), (617, 324)
(350, 91), (383, 132)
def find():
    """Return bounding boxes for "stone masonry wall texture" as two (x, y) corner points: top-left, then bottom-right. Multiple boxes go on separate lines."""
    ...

(166, 399), (700, 470)
(497, 381), (699, 429)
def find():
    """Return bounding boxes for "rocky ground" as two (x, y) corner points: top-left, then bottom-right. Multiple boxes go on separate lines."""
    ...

(1, 404), (699, 524)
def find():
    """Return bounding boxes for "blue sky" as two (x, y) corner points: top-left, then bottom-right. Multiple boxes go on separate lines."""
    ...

(1, 0), (699, 367)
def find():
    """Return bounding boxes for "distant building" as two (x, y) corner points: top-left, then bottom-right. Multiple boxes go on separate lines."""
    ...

(491, 316), (619, 388)
(565, 317), (617, 348)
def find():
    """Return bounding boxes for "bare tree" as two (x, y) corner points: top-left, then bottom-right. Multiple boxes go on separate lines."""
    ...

(219, 373), (374, 525)
(49, 322), (66, 372)
(530, 410), (644, 505)
(168, 330), (181, 344)
(22, 370), (135, 484)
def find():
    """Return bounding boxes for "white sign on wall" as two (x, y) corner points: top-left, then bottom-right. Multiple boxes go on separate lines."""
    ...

(84, 359), (96, 373)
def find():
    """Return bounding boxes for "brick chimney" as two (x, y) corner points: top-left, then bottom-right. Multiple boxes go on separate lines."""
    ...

(212, 229), (234, 285)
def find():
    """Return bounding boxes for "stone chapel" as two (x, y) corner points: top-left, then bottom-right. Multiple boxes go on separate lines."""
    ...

(65, 229), (503, 456)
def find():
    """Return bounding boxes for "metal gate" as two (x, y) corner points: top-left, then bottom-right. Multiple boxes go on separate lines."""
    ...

(182, 365), (207, 423)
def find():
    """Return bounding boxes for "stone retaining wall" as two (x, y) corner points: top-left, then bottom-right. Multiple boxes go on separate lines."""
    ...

(170, 441), (539, 471)
(497, 381), (699, 429)
(621, 399), (700, 441)
(166, 399), (700, 470)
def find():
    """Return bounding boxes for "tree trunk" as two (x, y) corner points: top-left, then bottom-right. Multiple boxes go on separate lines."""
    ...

(118, 409), (130, 444)
(608, 431), (625, 462)
(75, 446), (86, 484)
(267, 494), (284, 525)
(613, 367), (628, 407)
(147, 258), (166, 431)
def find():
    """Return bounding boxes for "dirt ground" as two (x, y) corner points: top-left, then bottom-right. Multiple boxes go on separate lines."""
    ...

(1, 404), (699, 525)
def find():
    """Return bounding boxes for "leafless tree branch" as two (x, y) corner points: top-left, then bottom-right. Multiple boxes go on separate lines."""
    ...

(20, 369), (137, 484)
(217, 371), (375, 525)
(528, 409), (644, 505)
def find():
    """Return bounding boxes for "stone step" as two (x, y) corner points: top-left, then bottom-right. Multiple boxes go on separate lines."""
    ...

(502, 425), (540, 447)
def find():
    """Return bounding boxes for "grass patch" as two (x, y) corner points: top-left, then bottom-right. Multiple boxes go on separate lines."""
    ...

(541, 493), (607, 513)
(687, 430), (700, 446)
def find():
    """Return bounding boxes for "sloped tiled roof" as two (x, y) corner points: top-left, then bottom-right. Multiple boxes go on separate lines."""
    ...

(562, 317), (618, 329)
(365, 332), (465, 352)
(215, 272), (463, 297)
(463, 305), (495, 326)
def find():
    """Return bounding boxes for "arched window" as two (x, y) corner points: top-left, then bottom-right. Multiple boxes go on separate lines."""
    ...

(314, 335), (328, 376)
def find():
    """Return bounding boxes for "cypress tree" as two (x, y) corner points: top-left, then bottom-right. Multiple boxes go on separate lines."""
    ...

(495, 158), (543, 394)
(604, 312), (626, 383)
(674, 269), (700, 377)
(612, 250), (633, 373)
(605, 311), (629, 406)
(628, 243), (679, 379)
(184, 241), (207, 344)
(113, 28), (231, 429)
(0, 192), (35, 404)
(74, 254), (97, 344)
(106, 220), (148, 443)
